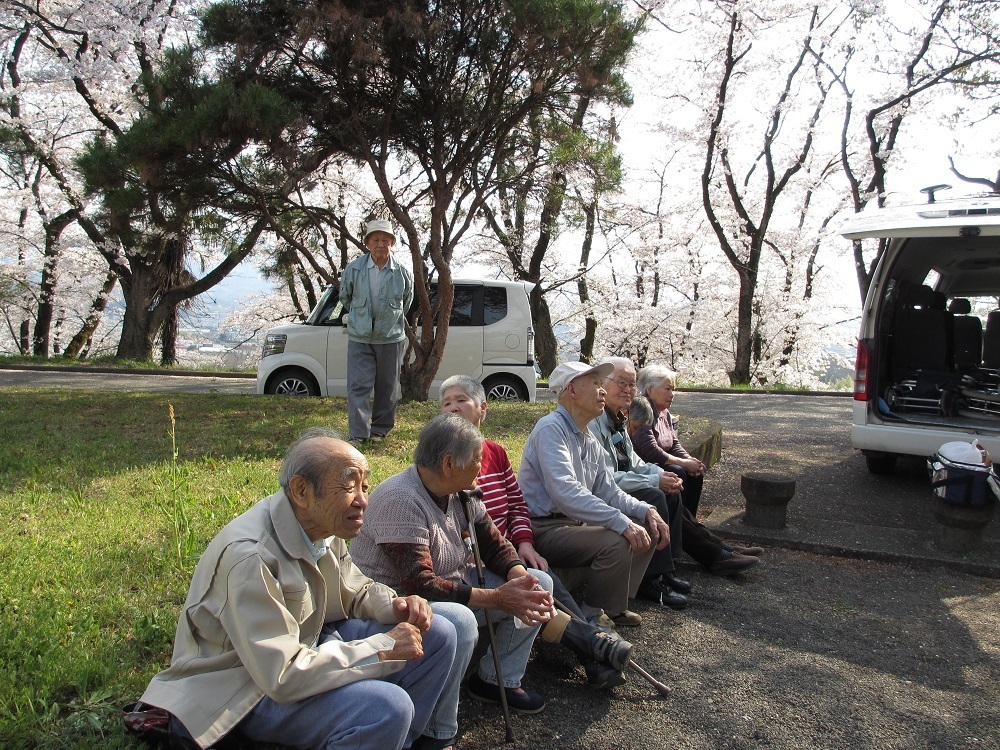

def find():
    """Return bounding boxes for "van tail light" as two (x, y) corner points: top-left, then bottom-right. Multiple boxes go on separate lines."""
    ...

(854, 339), (871, 401)
(526, 327), (535, 366)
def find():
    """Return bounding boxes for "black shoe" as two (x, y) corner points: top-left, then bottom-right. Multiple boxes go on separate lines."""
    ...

(467, 674), (545, 714)
(558, 617), (633, 670)
(709, 550), (759, 575)
(584, 661), (627, 689)
(661, 587), (688, 610)
(411, 735), (457, 750)
(637, 577), (688, 610)
(663, 572), (692, 594)
(725, 542), (764, 556)
(636, 577), (664, 604)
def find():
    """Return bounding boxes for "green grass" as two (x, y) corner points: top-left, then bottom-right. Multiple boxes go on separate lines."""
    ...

(0, 388), (555, 749)
(0, 388), (718, 748)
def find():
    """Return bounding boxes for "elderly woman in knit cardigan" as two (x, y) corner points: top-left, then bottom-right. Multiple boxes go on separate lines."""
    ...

(350, 413), (555, 737)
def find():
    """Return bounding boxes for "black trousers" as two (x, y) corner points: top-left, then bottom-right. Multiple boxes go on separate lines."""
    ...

(665, 464), (705, 517)
(628, 486), (679, 580)
(628, 486), (724, 573)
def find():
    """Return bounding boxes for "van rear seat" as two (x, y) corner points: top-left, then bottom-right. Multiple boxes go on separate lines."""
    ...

(983, 310), (1000, 369)
(949, 298), (983, 370)
(891, 284), (952, 377)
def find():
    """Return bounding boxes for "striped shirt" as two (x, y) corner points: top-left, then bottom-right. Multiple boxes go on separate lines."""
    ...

(478, 439), (534, 547)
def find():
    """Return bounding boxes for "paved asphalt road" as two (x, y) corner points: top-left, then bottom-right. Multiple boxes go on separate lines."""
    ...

(0, 367), (259, 395)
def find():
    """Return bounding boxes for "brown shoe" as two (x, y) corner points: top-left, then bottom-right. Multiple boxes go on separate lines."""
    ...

(610, 609), (642, 627)
(709, 551), (759, 576)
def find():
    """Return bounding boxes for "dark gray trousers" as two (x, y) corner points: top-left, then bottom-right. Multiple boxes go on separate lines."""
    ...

(346, 339), (406, 440)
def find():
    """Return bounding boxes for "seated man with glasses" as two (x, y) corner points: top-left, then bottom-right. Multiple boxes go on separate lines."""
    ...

(591, 358), (759, 598)
(589, 358), (689, 609)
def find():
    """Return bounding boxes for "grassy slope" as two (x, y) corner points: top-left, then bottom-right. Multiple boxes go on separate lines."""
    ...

(0, 389), (552, 749)
(0, 387), (716, 748)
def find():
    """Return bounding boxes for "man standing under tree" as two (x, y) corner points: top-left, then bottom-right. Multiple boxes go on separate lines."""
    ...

(341, 219), (414, 446)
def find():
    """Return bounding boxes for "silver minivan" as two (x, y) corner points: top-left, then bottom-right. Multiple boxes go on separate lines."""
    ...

(256, 278), (537, 401)
(844, 191), (1000, 473)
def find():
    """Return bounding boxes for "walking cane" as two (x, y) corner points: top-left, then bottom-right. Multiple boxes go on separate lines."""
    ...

(550, 597), (672, 698)
(458, 491), (515, 743)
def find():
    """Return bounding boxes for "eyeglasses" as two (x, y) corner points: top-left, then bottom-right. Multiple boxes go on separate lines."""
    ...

(606, 378), (637, 392)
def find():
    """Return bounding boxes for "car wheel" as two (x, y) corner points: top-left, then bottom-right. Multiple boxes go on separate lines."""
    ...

(266, 369), (320, 397)
(484, 375), (528, 402)
(864, 453), (897, 475)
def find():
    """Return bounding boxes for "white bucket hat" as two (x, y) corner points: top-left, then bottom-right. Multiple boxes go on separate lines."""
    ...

(364, 219), (396, 244)
(548, 361), (615, 396)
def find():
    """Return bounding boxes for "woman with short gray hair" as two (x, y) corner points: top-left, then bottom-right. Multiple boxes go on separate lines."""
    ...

(352, 413), (557, 731)
(633, 365), (706, 517)
(413, 412), (482, 473)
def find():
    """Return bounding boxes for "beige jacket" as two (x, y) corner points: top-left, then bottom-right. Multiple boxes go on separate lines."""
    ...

(140, 490), (403, 748)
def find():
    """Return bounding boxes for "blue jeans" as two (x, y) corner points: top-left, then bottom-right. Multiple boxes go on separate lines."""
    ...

(426, 602), (478, 741)
(237, 615), (456, 750)
(471, 568), (553, 688)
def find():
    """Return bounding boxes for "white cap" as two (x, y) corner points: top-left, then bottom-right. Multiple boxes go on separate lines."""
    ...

(364, 219), (396, 243)
(548, 361), (615, 396)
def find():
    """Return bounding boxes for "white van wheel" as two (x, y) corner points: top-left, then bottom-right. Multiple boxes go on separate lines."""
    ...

(484, 376), (527, 402)
(267, 369), (320, 397)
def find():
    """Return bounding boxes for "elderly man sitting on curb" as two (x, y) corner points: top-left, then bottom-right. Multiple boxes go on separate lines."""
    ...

(519, 361), (671, 629)
(352, 413), (555, 734)
(439, 374), (635, 689)
(593, 358), (760, 587)
(134, 430), (458, 750)
(589, 358), (691, 609)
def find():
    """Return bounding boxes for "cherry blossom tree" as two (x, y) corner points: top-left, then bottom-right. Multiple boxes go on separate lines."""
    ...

(200, 0), (642, 397)
(821, 0), (1000, 301)
(1, 0), (206, 359)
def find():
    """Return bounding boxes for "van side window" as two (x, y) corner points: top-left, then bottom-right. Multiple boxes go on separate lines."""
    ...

(450, 286), (476, 326)
(318, 301), (346, 325)
(408, 284), (483, 327)
(484, 287), (508, 325)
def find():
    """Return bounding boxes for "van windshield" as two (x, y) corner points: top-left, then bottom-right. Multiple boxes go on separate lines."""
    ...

(306, 287), (345, 326)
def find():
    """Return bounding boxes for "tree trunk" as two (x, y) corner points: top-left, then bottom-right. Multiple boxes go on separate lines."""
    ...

(530, 285), (559, 377)
(19, 319), (29, 355)
(579, 318), (597, 363)
(31, 212), (74, 357)
(161, 305), (178, 366)
(400, 275), (453, 401)
(116, 267), (167, 361)
(578, 199), (597, 364)
(32, 246), (61, 357)
(63, 270), (118, 359)
(729, 269), (755, 385)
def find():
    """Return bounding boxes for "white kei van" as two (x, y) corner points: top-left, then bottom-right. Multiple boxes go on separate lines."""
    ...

(844, 190), (1000, 473)
(256, 278), (537, 401)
